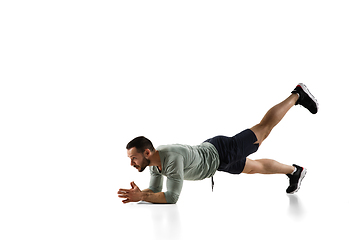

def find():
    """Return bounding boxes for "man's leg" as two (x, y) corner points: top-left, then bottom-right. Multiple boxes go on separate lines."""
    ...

(243, 158), (294, 174)
(243, 157), (307, 194)
(250, 93), (299, 146)
(241, 93), (299, 175)
(250, 83), (319, 146)
(242, 83), (318, 193)
(244, 93), (299, 175)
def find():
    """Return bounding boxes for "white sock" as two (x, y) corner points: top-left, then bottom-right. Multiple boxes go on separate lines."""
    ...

(291, 167), (297, 175)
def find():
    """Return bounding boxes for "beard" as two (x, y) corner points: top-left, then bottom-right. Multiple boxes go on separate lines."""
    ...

(136, 156), (150, 172)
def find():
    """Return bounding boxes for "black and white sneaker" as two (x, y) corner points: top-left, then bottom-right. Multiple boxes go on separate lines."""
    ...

(286, 164), (307, 194)
(291, 83), (319, 114)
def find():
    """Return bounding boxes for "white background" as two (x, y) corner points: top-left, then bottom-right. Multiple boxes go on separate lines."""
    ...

(1, 1), (359, 239)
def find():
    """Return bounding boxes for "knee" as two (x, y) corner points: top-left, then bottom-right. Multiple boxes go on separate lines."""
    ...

(250, 124), (271, 145)
(258, 124), (272, 140)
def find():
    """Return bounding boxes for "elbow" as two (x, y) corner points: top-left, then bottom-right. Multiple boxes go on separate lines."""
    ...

(164, 191), (180, 204)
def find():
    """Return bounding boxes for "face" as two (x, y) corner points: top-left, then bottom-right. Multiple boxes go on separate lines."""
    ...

(127, 147), (151, 172)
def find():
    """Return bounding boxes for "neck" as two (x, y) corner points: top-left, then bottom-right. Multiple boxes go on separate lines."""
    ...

(148, 150), (161, 169)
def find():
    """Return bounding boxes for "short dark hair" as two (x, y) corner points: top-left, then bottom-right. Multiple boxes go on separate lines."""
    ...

(126, 136), (155, 153)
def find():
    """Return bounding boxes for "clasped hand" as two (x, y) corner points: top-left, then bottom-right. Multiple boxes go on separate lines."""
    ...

(118, 181), (142, 204)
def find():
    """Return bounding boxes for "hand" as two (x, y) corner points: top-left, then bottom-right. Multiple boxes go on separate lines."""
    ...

(118, 181), (143, 204)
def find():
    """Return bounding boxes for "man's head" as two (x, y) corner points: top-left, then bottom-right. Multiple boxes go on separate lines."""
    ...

(126, 136), (155, 172)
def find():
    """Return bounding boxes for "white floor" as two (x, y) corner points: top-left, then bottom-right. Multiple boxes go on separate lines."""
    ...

(3, 170), (358, 240)
(117, 171), (360, 240)
(1, 1), (360, 239)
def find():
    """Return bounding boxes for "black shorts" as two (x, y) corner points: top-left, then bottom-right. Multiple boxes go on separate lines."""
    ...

(204, 129), (259, 174)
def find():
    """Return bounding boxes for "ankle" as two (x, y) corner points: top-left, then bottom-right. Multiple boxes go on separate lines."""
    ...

(290, 93), (300, 105)
(289, 166), (297, 175)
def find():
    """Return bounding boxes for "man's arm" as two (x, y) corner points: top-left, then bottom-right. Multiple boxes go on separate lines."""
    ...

(140, 188), (168, 204)
(119, 154), (184, 204)
(118, 182), (168, 204)
(141, 191), (167, 203)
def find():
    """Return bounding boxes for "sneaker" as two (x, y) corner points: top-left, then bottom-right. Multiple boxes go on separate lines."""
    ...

(291, 83), (319, 114)
(286, 164), (307, 194)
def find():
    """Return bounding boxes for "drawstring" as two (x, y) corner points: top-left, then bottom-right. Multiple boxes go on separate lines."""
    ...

(211, 176), (214, 192)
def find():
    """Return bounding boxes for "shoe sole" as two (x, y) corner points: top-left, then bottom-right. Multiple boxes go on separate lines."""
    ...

(288, 168), (307, 194)
(298, 83), (319, 113)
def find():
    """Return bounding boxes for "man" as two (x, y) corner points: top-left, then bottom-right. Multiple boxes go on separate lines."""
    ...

(118, 83), (318, 204)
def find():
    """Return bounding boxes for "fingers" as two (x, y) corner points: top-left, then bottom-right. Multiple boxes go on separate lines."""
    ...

(118, 188), (129, 199)
(119, 193), (132, 203)
(117, 181), (136, 194)
(118, 190), (127, 195)
(118, 189), (130, 194)
(130, 181), (137, 189)
(118, 182), (137, 204)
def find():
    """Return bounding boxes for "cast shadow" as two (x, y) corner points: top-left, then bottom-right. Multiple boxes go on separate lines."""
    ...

(132, 202), (182, 239)
(287, 194), (305, 219)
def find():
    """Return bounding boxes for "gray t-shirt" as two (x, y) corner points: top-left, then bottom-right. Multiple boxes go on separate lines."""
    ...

(148, 142), (220, 203)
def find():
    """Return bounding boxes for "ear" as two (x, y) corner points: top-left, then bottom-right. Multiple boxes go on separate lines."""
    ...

(144, 149), (151, 158)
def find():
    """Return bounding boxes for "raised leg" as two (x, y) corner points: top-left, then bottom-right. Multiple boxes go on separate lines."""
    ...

(250, 93), (299, 146)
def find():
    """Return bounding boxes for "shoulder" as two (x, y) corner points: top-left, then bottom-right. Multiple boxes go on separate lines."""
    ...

(157, 145), (185, 170)
(157, 144), (189, 156)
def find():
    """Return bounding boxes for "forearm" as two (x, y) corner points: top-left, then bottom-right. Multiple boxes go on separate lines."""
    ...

(142, 188), (154, 193)
(141, 191), (168, 204)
